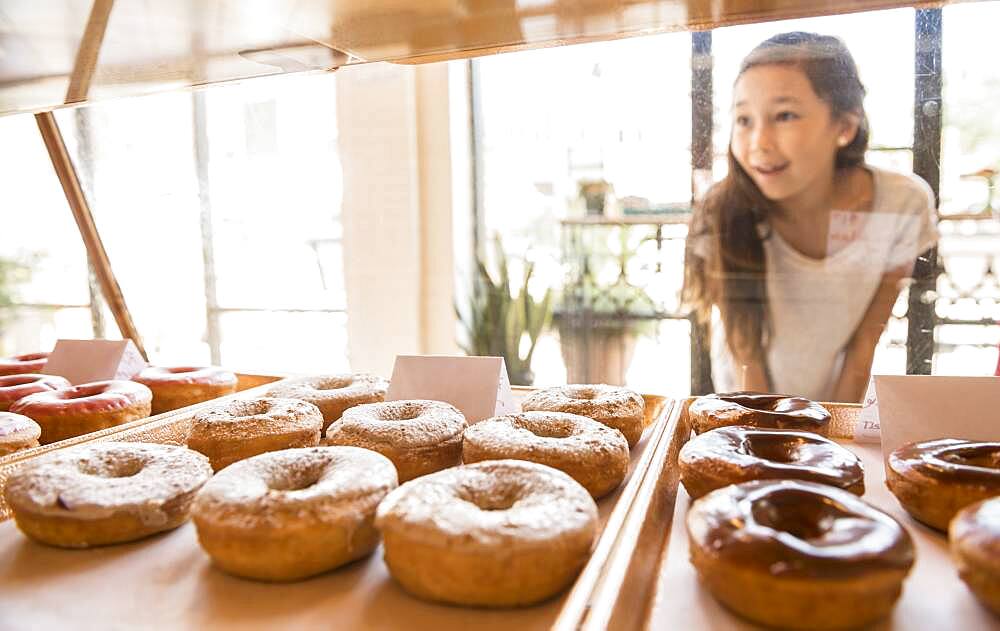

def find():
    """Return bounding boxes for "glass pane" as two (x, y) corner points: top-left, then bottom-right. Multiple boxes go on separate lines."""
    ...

(712, 8), (915, 175)
(476, 32), (693, 392)
(55, 92), (208, 363)
(0, 114), (93, 357)
(935, 2), (1000, 376)
(218, 311), (349, 375)
(53, 72), (347, 369)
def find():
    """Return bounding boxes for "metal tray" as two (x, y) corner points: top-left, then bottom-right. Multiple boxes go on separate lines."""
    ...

(0, 386), (672, 631)
(565, 399), (999, 631)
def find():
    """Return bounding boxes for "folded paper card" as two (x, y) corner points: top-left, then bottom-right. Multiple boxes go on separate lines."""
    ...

(874, 374), (1000, 459)
(853, 377), (881, 443)
(42, 339), (147, 385)
(386, 355), (519, 423)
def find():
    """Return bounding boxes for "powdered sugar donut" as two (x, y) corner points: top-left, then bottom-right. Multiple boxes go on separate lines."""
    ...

(375, 459), (598, 606)
(521, 384), (646, 447)
(324, 400), (466, 482)
(462, 411), (629, 498)
(267, 373), (388, 431)
(0, 412), (42, 456)
(192, 446), (398, 581)
(3, 441), (212, 547)
(186, 397), (323, 471)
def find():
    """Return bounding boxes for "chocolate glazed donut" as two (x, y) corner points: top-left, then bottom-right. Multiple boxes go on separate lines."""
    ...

(950, 496), (1000, 615)
(679, 426), (864, 499)
(687, 480), (915, 630)
(887, 438), (1000, 531)
(688, 392), (831, 435)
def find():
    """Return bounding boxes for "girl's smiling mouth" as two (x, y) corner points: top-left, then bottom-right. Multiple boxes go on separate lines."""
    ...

(752, 163), (790, 176)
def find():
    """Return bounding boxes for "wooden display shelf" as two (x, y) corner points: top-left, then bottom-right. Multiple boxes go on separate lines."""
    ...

(561, 400), (998, 630)
(1, 0), (961, 117)
(0, 387), (672, 631)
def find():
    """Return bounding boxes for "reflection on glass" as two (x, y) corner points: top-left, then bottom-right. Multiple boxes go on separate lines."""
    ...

(684, 32), (937, 403)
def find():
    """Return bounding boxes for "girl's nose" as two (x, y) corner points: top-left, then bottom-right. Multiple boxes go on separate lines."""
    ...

(750, 123), (774, 152)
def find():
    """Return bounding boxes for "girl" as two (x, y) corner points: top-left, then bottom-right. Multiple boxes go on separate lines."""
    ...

(683, 32), (938, 402)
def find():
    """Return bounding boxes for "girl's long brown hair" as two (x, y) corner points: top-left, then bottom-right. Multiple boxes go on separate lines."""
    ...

(682, 32), (870, 365)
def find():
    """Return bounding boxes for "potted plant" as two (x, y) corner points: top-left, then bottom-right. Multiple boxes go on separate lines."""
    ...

(457, 237), (553, 386)
(0, 255), (31, 352)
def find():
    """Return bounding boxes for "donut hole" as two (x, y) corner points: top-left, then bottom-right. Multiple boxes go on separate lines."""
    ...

(569, 389), (598, 401)
(744, 434), (802, 464)
(458, 485), (522, 512)
(314, 378), (352, 391)
(379, 405), (422, 421)
(64, 384), (109, 400)
(166, 367), (198, 374)
(941, 445), (1000, 469)
(726, 393), (783, 411)
(78, 455), (144, 478)
(518, 420), (575, 439)
(267, 462), (326, 491)
(751, 489), (843, 541)
(230, 400), (272, 417)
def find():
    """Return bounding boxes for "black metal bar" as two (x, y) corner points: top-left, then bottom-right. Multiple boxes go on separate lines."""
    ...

(907, 8), (943, 375)
(690, 30), (714, 395)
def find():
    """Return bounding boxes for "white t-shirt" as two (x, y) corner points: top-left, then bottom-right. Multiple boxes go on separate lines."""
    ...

(704, 166), (938, 400)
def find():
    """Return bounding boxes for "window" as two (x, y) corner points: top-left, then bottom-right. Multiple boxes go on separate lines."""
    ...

(476, 4), (1000, 397)
(475, 33), (693, 394)
(0, 114), (95, 355)
(1, 73), (348, 374)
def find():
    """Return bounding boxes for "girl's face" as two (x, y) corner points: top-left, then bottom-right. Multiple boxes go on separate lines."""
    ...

(730, 64), (858, 207)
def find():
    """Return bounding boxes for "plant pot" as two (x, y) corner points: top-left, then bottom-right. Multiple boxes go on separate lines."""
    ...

(557, 321), (638, 386)
(507, 366), (535, 387)
(583, 192), (607, 216)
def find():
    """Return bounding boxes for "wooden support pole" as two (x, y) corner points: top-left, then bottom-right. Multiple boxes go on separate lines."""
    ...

(34, 111), (149, 360)
(65, 0), (115, 104)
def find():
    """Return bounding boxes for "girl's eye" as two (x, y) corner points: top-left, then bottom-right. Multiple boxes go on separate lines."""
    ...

(775, 111), (799, 122)
(735, 115), (751, 127)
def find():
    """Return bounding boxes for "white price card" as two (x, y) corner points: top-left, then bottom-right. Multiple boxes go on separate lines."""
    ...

(386, 355), (519, 424)
(873, 375), (1000, 459)
(42, 339), (147, 385)
(854, 376), (881, 443)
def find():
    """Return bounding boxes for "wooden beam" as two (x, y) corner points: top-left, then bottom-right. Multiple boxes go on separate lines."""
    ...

(65, 0), (115, 104)
(34, 111), (149, 361)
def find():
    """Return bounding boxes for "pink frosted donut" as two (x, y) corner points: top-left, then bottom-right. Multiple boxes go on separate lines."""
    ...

(132, 366), (238, 414)
(0, 352), (50, 377)
(0, 374), (71, 411)
(0, 412), (42, 456)
(10, 380), (152, 445)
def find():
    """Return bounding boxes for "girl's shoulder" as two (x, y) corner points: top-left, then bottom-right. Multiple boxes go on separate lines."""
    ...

(868, 165), (935, 214)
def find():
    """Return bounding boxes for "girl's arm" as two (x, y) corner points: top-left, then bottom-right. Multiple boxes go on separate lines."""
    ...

(832, 266), (911, 402)
(738, 357), (771, 392)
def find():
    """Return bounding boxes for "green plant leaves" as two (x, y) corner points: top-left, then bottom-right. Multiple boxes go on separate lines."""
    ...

(456, 237), (552, 385)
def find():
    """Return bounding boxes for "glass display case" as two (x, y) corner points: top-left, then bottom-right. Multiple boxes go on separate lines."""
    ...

(2, 2), (1000, 631)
